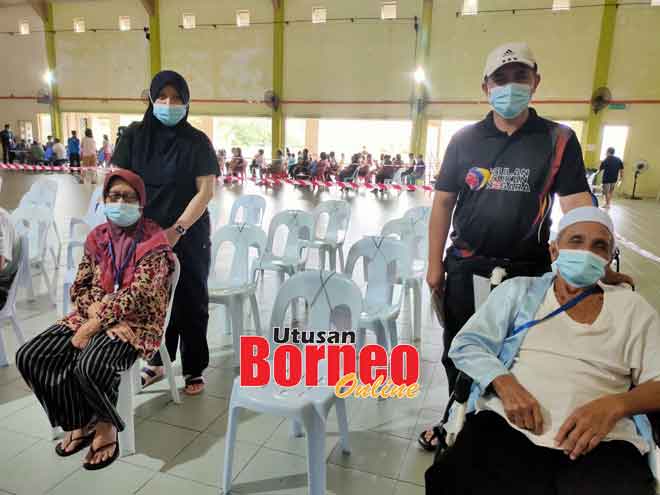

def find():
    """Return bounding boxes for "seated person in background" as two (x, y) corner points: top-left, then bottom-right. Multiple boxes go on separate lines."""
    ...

(338, 153), (361, 181)
(328, 151), (338, 177)
(435, 206), (659, 495)
(0, 206), (20, 311)
(375, 154), (395, 184)
(401, 153), (417, 183)
(249, 149), (265, 177)
(52, 138), (67, 166)
(229, 147), (246, 176)
(216, 148), (226, 175)
(266, 149), (284, 176)
(358, 154), (374, 181)
(287, 151), (297, 177)
(313, 152), (330, 180)
(392, 153), (403, 167)
(16, 170), (175, 471)
(407, 154), (426, 185)
(29, 139), (45, 164)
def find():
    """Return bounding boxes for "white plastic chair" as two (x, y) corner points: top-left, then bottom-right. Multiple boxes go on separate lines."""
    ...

(344, 236), (411, 352)
(19, 178), (62, 251)
(68, 187), (104, 241)
(229, 194), (266, 227)
(117, 255), (182, 457)
(0, 236), (27, 367)
(252, 209), (314, 284)
(309, 200), (351, 273)
(208, 224), (267, 366)
(222, 270), (361, 495)
(11, 205), (56, 305)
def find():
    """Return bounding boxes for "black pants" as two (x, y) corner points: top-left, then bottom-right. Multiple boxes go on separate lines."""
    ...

(150, 215), (211, 377)
(2, 143), (10, 163)
(16, 325), (138, 432)
(69, 152), (81, 167)
(426, 411), (654, 495)
(441, 253), (550, 393)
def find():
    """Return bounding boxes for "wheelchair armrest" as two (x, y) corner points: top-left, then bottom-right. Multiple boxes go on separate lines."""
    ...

(454, 372), (473, 404)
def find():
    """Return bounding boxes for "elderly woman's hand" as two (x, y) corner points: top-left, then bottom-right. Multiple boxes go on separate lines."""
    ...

(87, 301), (103, 320)
(106, 323), (136, 345)
(71, 318), (101, 349)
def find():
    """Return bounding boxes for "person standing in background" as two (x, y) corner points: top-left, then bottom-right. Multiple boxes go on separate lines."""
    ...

(0, 124), (14, 164)
(81, 129), (98, 183)
(599, 147), (624, 209)
(68, 130), (81, 167)
(102, 135), (113, 166)
(111, 70), (218, 396)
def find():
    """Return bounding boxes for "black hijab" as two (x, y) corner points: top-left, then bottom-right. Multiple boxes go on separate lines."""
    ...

(120, 70), (212, 230)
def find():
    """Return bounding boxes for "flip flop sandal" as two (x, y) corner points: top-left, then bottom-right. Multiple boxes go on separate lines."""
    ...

(184, 376), (205, 396)
(55, 431), (95, 457)
(418, 426), (443, 452)
(140, 366), (164, 388)
(83, 439), (119, 471)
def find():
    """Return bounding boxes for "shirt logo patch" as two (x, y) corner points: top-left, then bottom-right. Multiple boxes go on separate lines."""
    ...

(486, 167), (531, 192)
(465, 167), (491, 191)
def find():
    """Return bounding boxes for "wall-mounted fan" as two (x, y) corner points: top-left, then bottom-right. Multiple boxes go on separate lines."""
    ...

(36, 88), (51, 104)
(591, 87), (612, 114)
(631, 159), (650, 200)
(264, 90), (280, 111)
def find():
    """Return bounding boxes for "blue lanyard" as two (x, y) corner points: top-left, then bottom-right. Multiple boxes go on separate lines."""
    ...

(511, 285), (598, 337)
(107, 232), (141, 293)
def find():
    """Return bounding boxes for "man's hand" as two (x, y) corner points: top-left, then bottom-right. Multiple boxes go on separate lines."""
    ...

(555, 395), (625, 460)
(426, 260), (445, 294)
(602, 265), (634, 288)
(492, 374), (544, 435)
(164, 226), (182, 247)
(106, 322), (136, 345)
(0, 255), (5, 271)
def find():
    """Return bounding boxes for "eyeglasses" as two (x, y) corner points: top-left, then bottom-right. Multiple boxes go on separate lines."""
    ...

(107, 192), (139, 203)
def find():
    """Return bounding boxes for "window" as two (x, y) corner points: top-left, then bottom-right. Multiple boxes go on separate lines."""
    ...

(236, 10), (250, 27)
(318, 119), (412, 160)
(38, 114), (52, 142)
(182, 13), (196, 30)
(118, 16), (131, 31)
(18, 121), (34, 143)
(552, 0), (570, 11)
(652, 0), (660, 6)
(285, 118), (306, 150)
(73, 18), (85, 33)
(119, 115), (142, 127)
(212, 117), (272, 159)
(381, 2), (397, 20)
(438, 120), (477, 165)
(18, 20), (30, 35)
(600, 125), (629, 161)
(462, 0), (478, 16)
(312, 7), (327, 24)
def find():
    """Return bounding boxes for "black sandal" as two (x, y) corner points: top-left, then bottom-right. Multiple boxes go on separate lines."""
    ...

(140, 366), (164, 388)
(83, 439), (119, 471)
(55, 431), (95, 457)
(418, 426), (443, 452)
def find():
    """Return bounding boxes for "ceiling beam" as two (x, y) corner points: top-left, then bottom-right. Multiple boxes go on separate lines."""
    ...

(27, 0), (49, 24)
(140, 0), (155, 17)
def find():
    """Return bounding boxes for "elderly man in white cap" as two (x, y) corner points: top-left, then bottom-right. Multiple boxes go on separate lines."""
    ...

(420, 41), (632, 451)
(425, 206), (659, 494)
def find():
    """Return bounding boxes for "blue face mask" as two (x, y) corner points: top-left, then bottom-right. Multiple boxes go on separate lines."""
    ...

(103, 203), (141, 227)
(488, 83), (532, 119)
(152, 102), (187, 127)
(552, 249), (607, 288)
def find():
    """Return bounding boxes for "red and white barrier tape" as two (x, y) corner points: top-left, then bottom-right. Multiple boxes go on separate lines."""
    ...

(0, 163), (436, 192)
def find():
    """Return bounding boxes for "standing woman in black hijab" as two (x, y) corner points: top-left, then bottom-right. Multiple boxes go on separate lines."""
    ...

(111, 70), (218, 395)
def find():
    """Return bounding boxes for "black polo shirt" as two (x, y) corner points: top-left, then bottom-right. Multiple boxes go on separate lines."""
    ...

(435, 108), (589, 262)
(600, 156), (624, 184)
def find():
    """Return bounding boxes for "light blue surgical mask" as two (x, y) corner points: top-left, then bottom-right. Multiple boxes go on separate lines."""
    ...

(488, 83), (532, 119)
(152, 102), (187, 127)
(103, 203), (141, 227)
(552, 249), (607, 288)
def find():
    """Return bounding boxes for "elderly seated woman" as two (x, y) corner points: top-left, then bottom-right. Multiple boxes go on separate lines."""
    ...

(16, 169), (174, 471)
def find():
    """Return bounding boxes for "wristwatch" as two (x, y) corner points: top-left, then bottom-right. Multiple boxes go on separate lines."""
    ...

(174, 224), (187, 236)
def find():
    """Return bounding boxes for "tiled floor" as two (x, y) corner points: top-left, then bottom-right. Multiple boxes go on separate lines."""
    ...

(1, 172), (659, 494)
